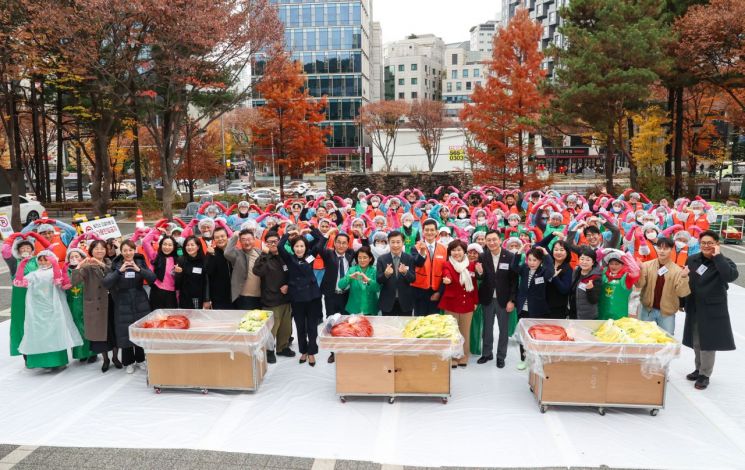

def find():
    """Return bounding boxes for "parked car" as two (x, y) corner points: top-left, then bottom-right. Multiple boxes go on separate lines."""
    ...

(0, 194), (46, 225)
(226, 184), (249, 197)
(305, 188), (327, 200)
(283, 180), (310, 194)
(318, 165), (343, 173)
(65, 191), (92, 201)
(249, 188), (280, 206)
(193, 189), (215, 201)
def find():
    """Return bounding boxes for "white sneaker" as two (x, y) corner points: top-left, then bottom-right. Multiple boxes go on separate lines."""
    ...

(126, 365), (135, 374)
(516, 361), (527, 371)
(137, 362), (147, 372)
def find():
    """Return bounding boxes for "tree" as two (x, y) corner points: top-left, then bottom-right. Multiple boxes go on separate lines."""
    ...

(136, 0), (282, 218)
(631, 106), (670, 175)
(359, 100), (408, 172)
(461, 9), (548, 188)
(407, 100), (446, 173)
(252, 47), (329, 200)
(551, 0), (671, 190)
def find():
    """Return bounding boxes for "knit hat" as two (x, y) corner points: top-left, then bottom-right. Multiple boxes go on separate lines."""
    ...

(467, 243), (483, 254)
(37, 223), (55, 234)
(65, 247), (88, 263)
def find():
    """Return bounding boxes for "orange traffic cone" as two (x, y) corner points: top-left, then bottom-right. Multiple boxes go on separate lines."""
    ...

(41, 210), (48, 219)
(135, 208), (145, 229)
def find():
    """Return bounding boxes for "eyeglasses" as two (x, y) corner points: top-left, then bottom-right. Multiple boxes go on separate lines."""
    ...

(265, 240), (278, 245)
(700, 241), (717, 246)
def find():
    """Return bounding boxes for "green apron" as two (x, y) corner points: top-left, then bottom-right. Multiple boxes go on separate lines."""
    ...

(402, 227), (419, 254)
(598, 272), (631, 320)
(9, 258), (38, 357)
(470, 304), (483, 355)
(68, 269), (93, 359)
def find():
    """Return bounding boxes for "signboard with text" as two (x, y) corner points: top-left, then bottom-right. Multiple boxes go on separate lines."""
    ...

(449, 146), (465, 161)
(80, 216), (121, 239)
(0, 213), (13, 239)
(540, 147), (592, 158)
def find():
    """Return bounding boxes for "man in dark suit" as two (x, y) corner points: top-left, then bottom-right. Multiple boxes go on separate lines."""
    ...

(376, 231), (417, 315)
(478, 230), (518, 368)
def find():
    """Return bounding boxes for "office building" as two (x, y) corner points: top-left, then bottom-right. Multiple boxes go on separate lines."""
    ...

(469, 20), (498, 53)
(371, 21), (384, 102)
(442, 42), (489, 118)
(253, 0), (374, 171)
(502, 0), (564, 77)
(383, 34), (445, 102)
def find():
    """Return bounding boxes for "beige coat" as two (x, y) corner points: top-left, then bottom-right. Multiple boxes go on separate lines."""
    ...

(70, 259), (112, 342)
(636, 258), (691, 316)
(224, 235), (261, 301)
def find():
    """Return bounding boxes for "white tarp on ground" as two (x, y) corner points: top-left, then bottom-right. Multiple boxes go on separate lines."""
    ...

(2, 288), (745, 470)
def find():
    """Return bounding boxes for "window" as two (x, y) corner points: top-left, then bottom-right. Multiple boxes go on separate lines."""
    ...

(476, 81), (482, 88)
(451, 53), (458, 65)
(474, 68), (480, 78)
(451, 70), (458, 79)
(398, 78), (404, 85)
(425, 65), (428, 73)
(425, 79), (428, 86)
(466, 81), (472, 91)
(411, 63), (418, 71)
(398, 64), (404, 72)
(446, 82), (452, 92)
(463, 69), (469, 78)
(398, 92), (405, 99)
(456, 82), (462, 91)
(411, 92), (418, 99)
(411, 78), (417, 85)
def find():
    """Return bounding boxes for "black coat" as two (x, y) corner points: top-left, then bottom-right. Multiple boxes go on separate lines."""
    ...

(546, 260), (572, 318)
(478, 249), (518, 308)
(376, 251), (417, 312)
(175, 255), (207, 309)
(513, 255), (555, 317)
(318, 243), (356, 295)
(252, 251), (290, 307)
(102, 254), (156, 348)
(278, 232), (322, 303)
(683, 253), (739, 351)
(205, 248), (232, 309)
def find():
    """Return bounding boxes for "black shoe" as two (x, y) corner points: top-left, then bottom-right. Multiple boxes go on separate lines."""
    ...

(112, 357), (123, 369)
(458, 363), (467, 368)
(87, 355), (98, 364)
(496, 358), (505, 369)
(328, 352), (335, 364)
(266, 350), (276, 364)
(308, 356), (316, 367)
(101, 360), (110, 373)
(277, 348), (296, 357)
(477, 355), (493, 364)
(299, 355), (307, 364)
(694, 375), (710, 390)
(687, 370), (700, 381)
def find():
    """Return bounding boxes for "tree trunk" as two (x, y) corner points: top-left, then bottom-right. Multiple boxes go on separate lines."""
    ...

(90, 128), (112, 216)
(626, 117), (638, 189)
(30, 81), (45, 202)
(673, 86), (684, 199)
(517, 131), (525, 187)
(75, 140), (83, 202)
(664, 87), (674, 179)
(605, 130), (615, 191)
(56, 89), (64, 202)
(5, 82), (24, 230)
(41, 81), (51, 203)
(132, 124), (143, 199)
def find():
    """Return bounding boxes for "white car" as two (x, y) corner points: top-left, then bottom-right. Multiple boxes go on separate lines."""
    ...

(0, 194), (46, 225)
(225, 184), (248, 197)
(193, 189), (215, 201)
(249, 189), (280, 206)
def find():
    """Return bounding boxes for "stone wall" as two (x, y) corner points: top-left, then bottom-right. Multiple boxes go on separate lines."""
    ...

(326, 171), (473, 198)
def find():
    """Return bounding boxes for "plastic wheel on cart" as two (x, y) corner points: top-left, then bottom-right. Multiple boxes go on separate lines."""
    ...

(650, 409), (659, 417)
(154, 387), (161, 394)
(540, 405), (547, 414)
(598, 407), (606, 416)
(388, 397), (395, 404)
(441, 397), (448, 405)
(201, 389), (208, 395)
(340, 396), (347, 404)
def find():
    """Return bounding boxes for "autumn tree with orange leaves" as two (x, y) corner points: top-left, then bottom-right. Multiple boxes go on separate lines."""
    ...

(460, 10), (548, 189)
(252, 48), (329, 200)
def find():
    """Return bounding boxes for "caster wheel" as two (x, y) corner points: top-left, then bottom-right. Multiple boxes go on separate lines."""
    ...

(540, 405), (547, 414)
(529, 386), (534, 393)
(388, 397), (395, 404)
(598, 408), (606, 416)
(340, 396), (347, 404)
(201, 389), (208, 395)
(441, 398), (448, 405)
(154, 388), (161, 394)
(650, 409), (659, 416)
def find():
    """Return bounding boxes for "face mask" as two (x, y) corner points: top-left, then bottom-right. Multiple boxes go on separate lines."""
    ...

(675, 240), (686, 250)
(69, 260), (79, 267)
(487, 195), (493, 201)
(477, 217), (486, 225)
(403, 221), (412, 228)
(637, 218), (644, 224)
(372, 201), (379, 208)
(175, 237), (185, 245)
(202, 232), (212, 239)
(693, 210), (702, 216)
(613, 206), (622, 213)
(438, 237), (452, 246)
(20, 251), (31, 259)
(508, 248), (519, 254)
(645, 232), (656, 241)
(458, 212), (467, 219)
(371, 244), (390, 258)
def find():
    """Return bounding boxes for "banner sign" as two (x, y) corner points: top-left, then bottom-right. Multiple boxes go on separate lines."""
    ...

(0, 213), (13, 239)
(80, 216), (121, 239)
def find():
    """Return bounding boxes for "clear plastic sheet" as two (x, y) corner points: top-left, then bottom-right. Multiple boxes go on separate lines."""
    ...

(515, 318), (681, 379)
(318, 314), (465, 360)
(130, 309), (275, 356)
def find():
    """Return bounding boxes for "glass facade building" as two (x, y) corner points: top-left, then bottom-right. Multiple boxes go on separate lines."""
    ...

(253, 0), (373, 171)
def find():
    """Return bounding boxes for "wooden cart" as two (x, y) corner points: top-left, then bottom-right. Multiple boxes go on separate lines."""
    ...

(130, 309), (273, 394)
(318, 316), (460, 404)
(517, 319), (680, 416)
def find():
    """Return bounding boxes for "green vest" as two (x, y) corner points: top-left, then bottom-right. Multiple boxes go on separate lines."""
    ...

(598, 271), (631, 320)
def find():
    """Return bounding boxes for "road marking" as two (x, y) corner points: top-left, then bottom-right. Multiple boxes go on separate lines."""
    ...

(0, 308), (9, 317)
(311, 459), (336, 470)
(0, 445), (39, 468)
(0, 286), (10, 290)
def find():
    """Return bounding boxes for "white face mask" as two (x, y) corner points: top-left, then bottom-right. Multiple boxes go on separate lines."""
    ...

(202, 231), (212, 239)
(175, 237), (185, 245)
(645, 232), (657, 241)
(20, 251), (32, 259)
(486, 195), (493, 201)
(438, 236), (452, 246)
(508, 248), (519, 254)
(371, 244), (390, 258)
(403, 221), (412, 228)
(675, 240), (686, 250)
(477, 217), (486, 225)
(372, 201), (379, 208)
(693, 210), (702, 216)
(458, 212), (468, 219)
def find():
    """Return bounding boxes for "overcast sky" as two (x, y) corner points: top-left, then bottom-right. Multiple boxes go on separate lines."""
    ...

(374, 0), (501, 44)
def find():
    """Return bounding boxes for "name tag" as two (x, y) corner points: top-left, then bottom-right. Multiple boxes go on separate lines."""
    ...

(125, 271), (135, 279)
(535, 277), (544, 285)
(192, 267), (202, 274)
(696, 264), (708, 276)
(657, 266), (668, 276)
(578, 282), (587, 291)
(499, 263), (509, 270)
(283, 265), (288, 272)
(305, 255), (315, 263)
(435, 255), (445, 259)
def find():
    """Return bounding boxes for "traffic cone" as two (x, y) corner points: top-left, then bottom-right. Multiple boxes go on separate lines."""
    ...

(41, 210), (48, 219)
(135, 208), (145, 229)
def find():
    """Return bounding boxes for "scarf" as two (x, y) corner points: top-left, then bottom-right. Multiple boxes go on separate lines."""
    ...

(449, 256), (474, 292)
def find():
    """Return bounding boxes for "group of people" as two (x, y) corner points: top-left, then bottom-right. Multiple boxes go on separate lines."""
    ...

(3, 185), (738, 390)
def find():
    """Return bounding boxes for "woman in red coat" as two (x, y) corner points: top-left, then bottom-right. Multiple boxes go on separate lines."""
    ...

(439, 240), (483, 367)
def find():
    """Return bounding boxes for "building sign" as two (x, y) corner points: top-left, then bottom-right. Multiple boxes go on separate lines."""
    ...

(541, 147), (591, 158)
(80, 216), (121, 240)
(449, 146), (465, 161)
